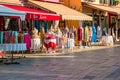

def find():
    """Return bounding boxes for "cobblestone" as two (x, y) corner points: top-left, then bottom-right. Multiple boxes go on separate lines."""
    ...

(0, 45), (120, 80)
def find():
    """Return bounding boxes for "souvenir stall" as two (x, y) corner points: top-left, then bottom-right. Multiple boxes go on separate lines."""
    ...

(3, 4), (60, 53)
(0, 4), (60, 63)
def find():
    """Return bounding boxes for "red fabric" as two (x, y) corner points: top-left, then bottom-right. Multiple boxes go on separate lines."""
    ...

(78, 27), (82, 41)
(2, 4), (60, 20)
(24, 34), (31, 50)
(0, 52), (5, 57)
(0, 16), (5, 31)
(44, 42), (56, 50)
(44, 33), (56, 50)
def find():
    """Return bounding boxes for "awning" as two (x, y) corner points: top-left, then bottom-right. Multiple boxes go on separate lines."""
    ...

(2, 4), (60, 20)
(0, 5), (26, 20)
(28, 0), (92, 21)
(83, 2), (120, 14)
(0, 0), (21, 5)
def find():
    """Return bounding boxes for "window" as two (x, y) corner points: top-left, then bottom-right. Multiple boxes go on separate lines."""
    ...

(100, 0), (111, 5)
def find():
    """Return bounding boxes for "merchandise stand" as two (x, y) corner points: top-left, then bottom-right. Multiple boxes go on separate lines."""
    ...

(0, 43), (26, 64)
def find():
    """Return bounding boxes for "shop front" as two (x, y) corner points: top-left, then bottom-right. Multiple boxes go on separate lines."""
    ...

(82, 2), (120, 43)
(27, 0), (92, 48)
(0, 3), (60, 63)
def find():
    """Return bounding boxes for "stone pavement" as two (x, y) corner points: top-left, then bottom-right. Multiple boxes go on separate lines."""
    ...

(0, 45), (120, 80)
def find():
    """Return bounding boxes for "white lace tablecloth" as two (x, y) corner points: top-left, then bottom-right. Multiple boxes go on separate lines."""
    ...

(0, 43), (26, 52)
(102, 36), (114, 46)
(31, 38), (41, 51)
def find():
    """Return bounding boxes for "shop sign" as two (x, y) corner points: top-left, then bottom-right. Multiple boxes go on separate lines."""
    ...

(40, 15), (47, 19)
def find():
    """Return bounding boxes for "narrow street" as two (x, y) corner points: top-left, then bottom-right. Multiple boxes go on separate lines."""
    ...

(0, 46), (120, 80)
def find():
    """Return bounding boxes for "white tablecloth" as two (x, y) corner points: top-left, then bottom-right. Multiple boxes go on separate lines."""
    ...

(102, 36), (114, 46)
(31, 38), (41, 51)
(0, 43), (26, 52)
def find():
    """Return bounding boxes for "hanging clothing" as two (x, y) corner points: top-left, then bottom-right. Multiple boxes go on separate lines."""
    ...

(14, 31), (18, 43)
(35, 20), (40, 32)
(97, 26), (102, 39)
(84, 26), (89, 42)
(4, 31), (11, 43)
(44, 21), (49, 33)
(18, 33), (24, 43)
(78, 27), (83, 41)
(0, 16), (5, 31)
(103, 27), (107, 36)
(64, 27), (69, 38)
(89, 27), (92, 42)
(92, 25), (97, 43)
(73, 28), (77, 40)
(0, 31), (4, 44)
(24, 33), (31, 50)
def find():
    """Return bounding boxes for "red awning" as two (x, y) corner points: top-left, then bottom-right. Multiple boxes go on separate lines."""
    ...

(2, 4), (60, 20)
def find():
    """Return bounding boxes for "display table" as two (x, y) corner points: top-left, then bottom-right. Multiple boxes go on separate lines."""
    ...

(101, 36), (114, 46)
(0, 43), (26, 64)
(30, 38), (41, 53)
(66, 38), (74, 49)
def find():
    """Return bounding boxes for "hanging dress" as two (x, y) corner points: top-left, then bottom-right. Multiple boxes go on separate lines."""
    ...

(92, 25), (97, 43)
(84, 26), (89, 42)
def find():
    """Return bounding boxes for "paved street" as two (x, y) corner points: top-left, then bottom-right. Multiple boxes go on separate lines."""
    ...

(0, 45), (120, 80)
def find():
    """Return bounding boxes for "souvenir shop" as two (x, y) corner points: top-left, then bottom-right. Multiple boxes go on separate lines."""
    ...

(0, 4), (60, 64)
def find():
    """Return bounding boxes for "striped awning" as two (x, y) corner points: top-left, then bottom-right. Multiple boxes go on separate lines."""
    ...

(28, 0), (92, 21)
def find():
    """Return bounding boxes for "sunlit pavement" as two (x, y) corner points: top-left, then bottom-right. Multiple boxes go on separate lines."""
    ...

(0, 45), (120, 80)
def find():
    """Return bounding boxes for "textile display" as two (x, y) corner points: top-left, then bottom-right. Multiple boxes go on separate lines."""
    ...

(92, 25), (97, 43)
(44, 21), (49, 33)
(35, 20), (40, 32)
(84, 26), (89, 42)
(24, 34), (31, 50)
(31, 38), (41, 51)
(0, 16), (5, 31)
(89, 26), (92, 42)
(4, 31), (11, 43)
(0, 31), (4, 44)
(78, 27), (83, 41)
(97, 26), (102, 39)
(18, 33), (24, 43)
(66, 38), (74, 49)
(56, 28), (62, 47)
(0, 31), (21, 44)
(44, 33), (56, 53)
(0, 43), (26, 51)
(102, 36), (113, 46)
(73, 27), (77, 40)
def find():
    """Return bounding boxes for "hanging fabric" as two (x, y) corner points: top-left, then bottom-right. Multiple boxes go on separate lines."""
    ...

(44, 21), (49, 33)
(0, 16), (5, 31)
(35, 20), (40, 32)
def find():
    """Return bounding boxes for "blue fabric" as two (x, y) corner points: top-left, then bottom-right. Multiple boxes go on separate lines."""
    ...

(44, 22), (49, 33)
(14, 31), (18, 43)
(0, 31), (4, 44)
(92, 25), (97, 43)
(103, 27), (107, 36)
(35, 20), (40, 32)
